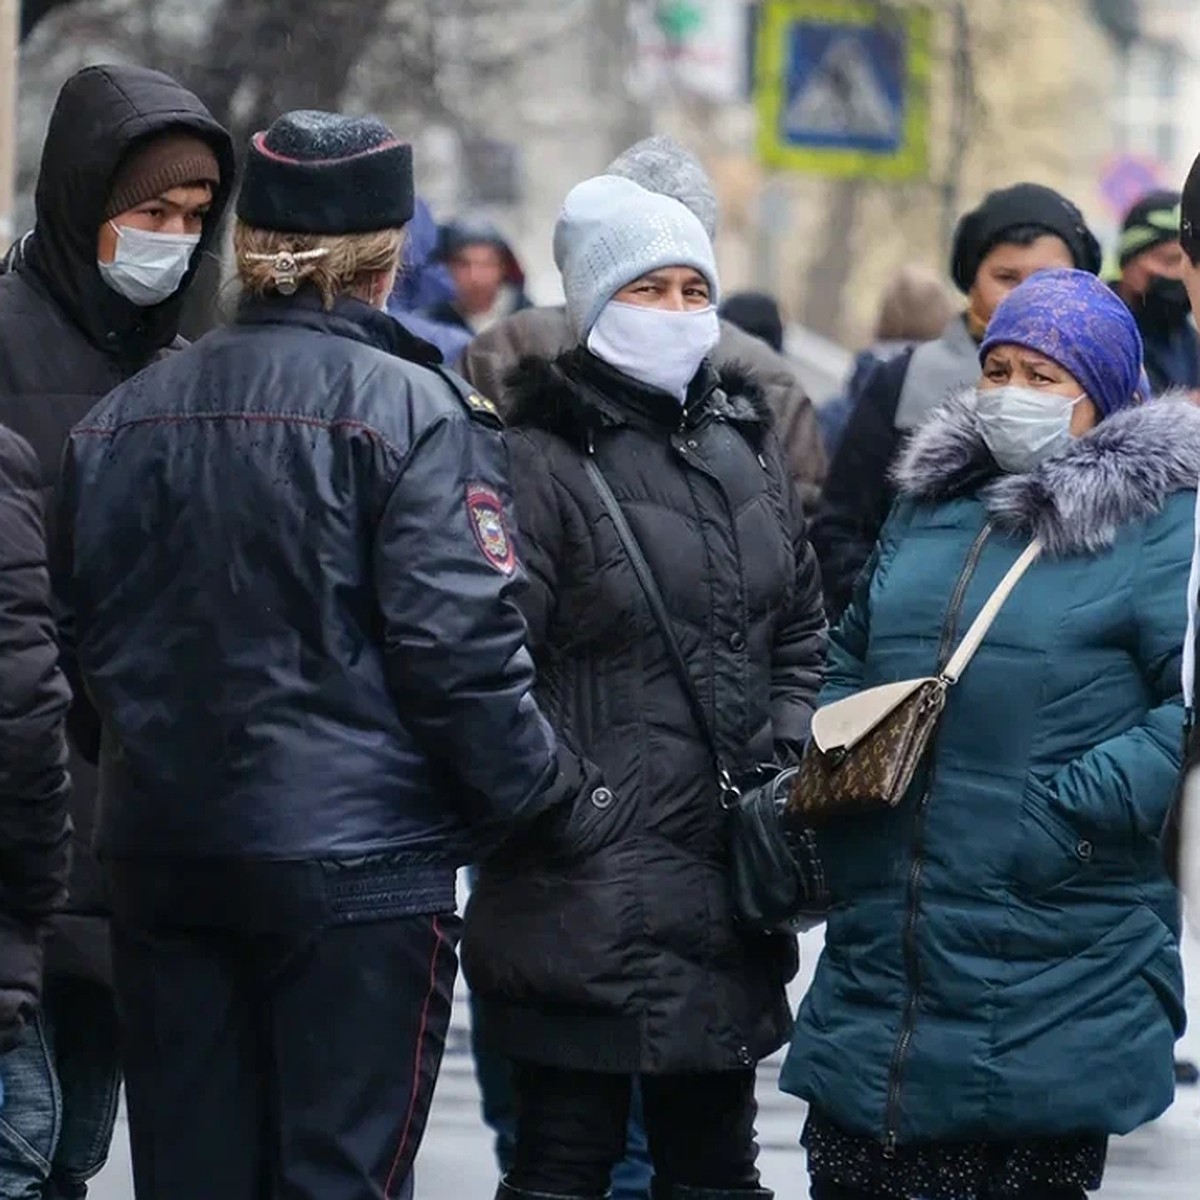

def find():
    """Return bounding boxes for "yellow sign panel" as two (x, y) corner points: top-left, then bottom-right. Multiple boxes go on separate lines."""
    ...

(756, 0), (932, 180)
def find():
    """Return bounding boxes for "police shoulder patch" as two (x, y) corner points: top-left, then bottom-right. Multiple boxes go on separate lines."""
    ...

(434, 366), (505, 428)
(466, 483), (516, 575)
(466, 391), (501, 420)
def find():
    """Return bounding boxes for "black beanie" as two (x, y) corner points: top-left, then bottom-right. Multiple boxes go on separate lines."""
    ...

(719, 291), (784, 354)
(1118, 189), (1181, 266)
(237, 110), (414, 235)
(950, 183), (1101, 293)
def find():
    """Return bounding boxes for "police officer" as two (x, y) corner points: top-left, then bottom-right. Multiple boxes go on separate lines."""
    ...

(60, 110), (608, 1200)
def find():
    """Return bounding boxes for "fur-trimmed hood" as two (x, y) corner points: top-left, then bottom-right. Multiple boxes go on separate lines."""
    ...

(505, 348), (772, 449)
(893, 390), (1200, 557)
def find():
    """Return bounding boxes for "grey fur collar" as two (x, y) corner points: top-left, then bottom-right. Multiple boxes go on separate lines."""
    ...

(892, 390), (1200, 557)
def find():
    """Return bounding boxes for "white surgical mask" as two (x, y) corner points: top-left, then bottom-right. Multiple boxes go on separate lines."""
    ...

(98, 222), (200, 307)
(587, 301), (720, 402)
(975, 385), (1084, 474)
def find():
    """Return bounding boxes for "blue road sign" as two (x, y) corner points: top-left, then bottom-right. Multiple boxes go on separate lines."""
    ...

(757, 1), (931, 179)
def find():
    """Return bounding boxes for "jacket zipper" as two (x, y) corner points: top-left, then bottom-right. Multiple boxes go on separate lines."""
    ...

(882, 520), (993, 1156)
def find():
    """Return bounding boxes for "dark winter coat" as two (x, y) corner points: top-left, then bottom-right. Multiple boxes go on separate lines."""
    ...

(783, 393), (1194, 1145)
(460, 306), (827, 516)
(0, 64), (234, 983)
(0, 426), (71, 1048)
(462, 348), (826, 1074)
(810, 349), (911, 619)
(64, 291), (596, 927)
(386, 198), (472, 365)
(1137, 310), (1200, 396)
(812, 317), (979, 620)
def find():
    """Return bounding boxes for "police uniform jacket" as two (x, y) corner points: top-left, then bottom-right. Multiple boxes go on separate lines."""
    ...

(62, 290), (594, 925)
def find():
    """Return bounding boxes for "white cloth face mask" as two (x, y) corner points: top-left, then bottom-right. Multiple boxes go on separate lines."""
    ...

(98, 222), (201, 307)
(975, 385), (1084, 474)
(586, 301), (720, 402)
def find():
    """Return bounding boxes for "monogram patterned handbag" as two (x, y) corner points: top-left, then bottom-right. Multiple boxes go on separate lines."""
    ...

(789, 539), (1043, 822)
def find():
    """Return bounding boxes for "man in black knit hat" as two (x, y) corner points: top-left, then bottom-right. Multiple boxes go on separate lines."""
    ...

(1112, 189), (1199, 396)
(59, 109), (608, 1200)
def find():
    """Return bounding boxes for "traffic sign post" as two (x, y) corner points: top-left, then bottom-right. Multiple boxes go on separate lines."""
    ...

(755, 0), (932, 180)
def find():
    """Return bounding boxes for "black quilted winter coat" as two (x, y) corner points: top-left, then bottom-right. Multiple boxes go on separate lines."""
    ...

(463, 349), (826, 1074)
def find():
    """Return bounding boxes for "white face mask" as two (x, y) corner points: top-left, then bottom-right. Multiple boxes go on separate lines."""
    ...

(586, 301), (720, 402)
(98, 222), (201, 307)
(975, 385), (1084, 474)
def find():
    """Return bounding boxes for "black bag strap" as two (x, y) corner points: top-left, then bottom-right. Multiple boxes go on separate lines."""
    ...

(583, 456), (740, 805)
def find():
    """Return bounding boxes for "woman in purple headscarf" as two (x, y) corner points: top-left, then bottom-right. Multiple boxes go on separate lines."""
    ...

(783, 268), (1197, 1200)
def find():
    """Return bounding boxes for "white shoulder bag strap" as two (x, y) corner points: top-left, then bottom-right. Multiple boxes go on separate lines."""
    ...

(941, 540), (1044, 685)
(1183, 488), (1200, 716)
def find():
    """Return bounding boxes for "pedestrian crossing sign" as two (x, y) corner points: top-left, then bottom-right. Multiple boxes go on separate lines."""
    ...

(756, 1), (932, 179)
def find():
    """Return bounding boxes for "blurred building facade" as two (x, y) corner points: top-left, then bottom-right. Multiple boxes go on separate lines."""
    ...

(651, 0), (1200, 347)
(14, 0), (1200, 348)
(447, 0), (1200, 347)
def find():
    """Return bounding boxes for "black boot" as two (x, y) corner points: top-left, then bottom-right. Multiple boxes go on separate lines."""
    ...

(495, 1177), (611, 1200)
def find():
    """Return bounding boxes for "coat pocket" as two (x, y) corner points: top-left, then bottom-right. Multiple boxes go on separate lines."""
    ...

(554, 783), (636, 863)
(496, 782), (636, 871)
(1010, 776), (1094, 899)
(1141, 942), (1187, 1038)
(462, 843), (638, 1012)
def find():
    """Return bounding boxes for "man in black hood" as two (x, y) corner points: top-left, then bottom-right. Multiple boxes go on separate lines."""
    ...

(0, 64), (233, 1197)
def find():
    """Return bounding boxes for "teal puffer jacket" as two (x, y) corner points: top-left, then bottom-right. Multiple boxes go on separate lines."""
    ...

(782, 394), (1198, 1148)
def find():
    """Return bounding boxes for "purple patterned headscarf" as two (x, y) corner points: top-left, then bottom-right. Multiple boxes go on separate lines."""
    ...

(980, 268), (1148, 418)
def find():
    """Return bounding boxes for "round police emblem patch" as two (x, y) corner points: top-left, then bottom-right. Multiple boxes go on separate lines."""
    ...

(467, 483), (515, 575)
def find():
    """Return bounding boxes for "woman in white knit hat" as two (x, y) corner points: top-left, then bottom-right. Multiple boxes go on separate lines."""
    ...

(462, 174), (826, 1200)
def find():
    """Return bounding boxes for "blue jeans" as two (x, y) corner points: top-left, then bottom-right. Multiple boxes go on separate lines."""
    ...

(0, 977), (121, 1199)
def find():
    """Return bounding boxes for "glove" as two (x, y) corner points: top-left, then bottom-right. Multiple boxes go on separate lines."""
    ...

(486, 746), (630, 867)
(0, 988), (32, 1054)
(0, 916), (42, 1053)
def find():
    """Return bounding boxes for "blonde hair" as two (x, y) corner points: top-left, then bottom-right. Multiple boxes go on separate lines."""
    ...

(233, 221), (405, 309)
(875, 263), (957, 343)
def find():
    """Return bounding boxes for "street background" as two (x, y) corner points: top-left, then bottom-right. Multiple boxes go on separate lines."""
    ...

(91, 923), (1200, 1200)
(9, 2), (1200, 353)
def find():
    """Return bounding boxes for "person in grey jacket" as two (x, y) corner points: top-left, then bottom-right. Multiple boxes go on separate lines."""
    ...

(812, 183), (1102, 620)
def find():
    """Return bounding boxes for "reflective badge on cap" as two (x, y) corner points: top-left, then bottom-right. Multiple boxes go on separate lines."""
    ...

(467, 483), (515, 575)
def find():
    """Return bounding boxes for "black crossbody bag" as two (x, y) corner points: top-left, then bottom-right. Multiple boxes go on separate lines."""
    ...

(583, 456), (826, 932)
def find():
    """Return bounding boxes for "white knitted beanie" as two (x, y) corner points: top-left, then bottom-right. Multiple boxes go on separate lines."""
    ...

(553, 174), (719, 340)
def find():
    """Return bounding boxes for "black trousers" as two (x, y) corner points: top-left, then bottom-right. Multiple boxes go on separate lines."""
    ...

(112, 892), (458, 1200)
(506, 1061), (763, 1195)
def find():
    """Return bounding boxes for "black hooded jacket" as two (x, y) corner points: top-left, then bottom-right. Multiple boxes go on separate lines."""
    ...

(462, 350), (826, 1074)
(0, 65), (234, 982)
